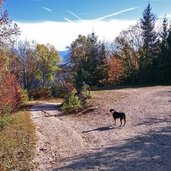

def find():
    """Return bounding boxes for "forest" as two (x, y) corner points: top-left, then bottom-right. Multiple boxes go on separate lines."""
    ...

(0, 2), (171, 115)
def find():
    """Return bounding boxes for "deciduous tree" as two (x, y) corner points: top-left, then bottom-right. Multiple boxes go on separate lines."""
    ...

(13, 40), (38, 90)
(114, 23), (143, 83)
(0, 2), (20, 48)
(35, 44), (61, 88)
(107, 54), (125, 84)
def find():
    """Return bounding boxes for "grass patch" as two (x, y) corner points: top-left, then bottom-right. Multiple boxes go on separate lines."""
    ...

(0, 111), (36, 171)
(21, 98), (64, 106)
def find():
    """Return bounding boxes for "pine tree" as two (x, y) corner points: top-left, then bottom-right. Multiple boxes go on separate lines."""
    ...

(87, 33), (107, 86)
(165, 26), (171, 83)
(140, 3), (158, 83)
(158, 16), (169, 83)
(96, 43), (108, 85)
(69, 33), (108, 88)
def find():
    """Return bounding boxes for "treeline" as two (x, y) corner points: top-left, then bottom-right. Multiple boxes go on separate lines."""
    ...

(0, 2), (171, 115)
(69, 4), (171, 88)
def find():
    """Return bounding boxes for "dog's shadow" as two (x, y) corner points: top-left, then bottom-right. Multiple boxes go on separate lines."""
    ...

(82, 125), (115, 133)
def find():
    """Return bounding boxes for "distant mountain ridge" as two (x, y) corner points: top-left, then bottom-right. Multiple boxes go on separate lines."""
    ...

(59, 50), (70, 64)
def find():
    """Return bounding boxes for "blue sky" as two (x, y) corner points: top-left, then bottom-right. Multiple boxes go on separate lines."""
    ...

(3, 0), (171, 51)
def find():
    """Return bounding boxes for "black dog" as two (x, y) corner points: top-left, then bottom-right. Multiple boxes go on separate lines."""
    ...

(110, 109), (126, 126)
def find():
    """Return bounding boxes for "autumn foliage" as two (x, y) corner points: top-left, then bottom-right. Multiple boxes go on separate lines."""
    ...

(0, 52), (23, 115)
(107, 54), (125, 84)
(0, 72), (23, 115)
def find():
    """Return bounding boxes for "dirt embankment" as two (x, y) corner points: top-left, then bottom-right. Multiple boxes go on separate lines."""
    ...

(30, 86), (171, 171)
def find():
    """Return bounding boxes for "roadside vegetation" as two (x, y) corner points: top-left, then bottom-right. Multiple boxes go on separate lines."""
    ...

(0, 110), (36, 171)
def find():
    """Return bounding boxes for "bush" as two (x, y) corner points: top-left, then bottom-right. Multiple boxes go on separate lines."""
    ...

(81, 84), (91, 99)
(62, 94), (81, 114)
(51, 83), (76, 98)
(50, 84), (68, 98)
(21, 89), (29, 102)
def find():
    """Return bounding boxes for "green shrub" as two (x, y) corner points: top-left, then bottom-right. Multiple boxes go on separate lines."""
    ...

(0, 114), (12, 131)
(83, 89), (91, 99)
(81, 83), (91, 99)
(62, 94), (81, 114)
(21, 89), (29, 102)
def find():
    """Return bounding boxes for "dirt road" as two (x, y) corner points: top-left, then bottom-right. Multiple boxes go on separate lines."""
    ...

(30, 86), (171, 171)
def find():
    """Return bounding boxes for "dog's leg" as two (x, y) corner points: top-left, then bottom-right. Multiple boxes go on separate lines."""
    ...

(121, 115), (126, 126)
(120, 118), (122, 127)
(114, 118), (116, 125)
(123, 119), (126, 126)
(123, 115), (126, 126)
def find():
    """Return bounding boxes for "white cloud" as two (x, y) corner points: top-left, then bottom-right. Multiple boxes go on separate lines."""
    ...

(167, 14), (171, 19)
(158, 13), (171, 19)
(16, 19), (136, 51)
(42, 7), (52, 13)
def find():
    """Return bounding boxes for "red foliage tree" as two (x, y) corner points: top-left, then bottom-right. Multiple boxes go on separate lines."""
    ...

(107, 54), (125, 84)
(0, 71), (23, 115)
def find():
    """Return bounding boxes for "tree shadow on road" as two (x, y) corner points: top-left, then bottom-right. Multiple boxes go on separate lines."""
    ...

(135, 114), (171, 127)
(53, 125), (171, 171)
(29, 103), (61, 111)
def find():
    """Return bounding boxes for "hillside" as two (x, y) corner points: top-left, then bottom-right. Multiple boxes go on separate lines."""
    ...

(30, 86), (171, 171)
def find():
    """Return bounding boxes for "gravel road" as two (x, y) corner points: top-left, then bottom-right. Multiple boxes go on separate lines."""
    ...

(30, 86), (171, 171)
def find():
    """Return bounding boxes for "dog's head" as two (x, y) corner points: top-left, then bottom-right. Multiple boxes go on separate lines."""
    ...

(110, 109), (115, 113)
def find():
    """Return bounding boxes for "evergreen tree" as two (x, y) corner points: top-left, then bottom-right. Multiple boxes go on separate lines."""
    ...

(86, 33), (107, 86)
(161, 16), (168, 48)
(140, 3), (158, 83)
(69, 33), (108, 88)
(165, 26), (171, 83)
(158, 16), (169, 83)
(69, 34), (91, 88)
(96, 43), (108, 85)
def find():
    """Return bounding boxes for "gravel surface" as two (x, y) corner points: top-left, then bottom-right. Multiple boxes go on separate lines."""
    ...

(30, 86), (171, 171)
